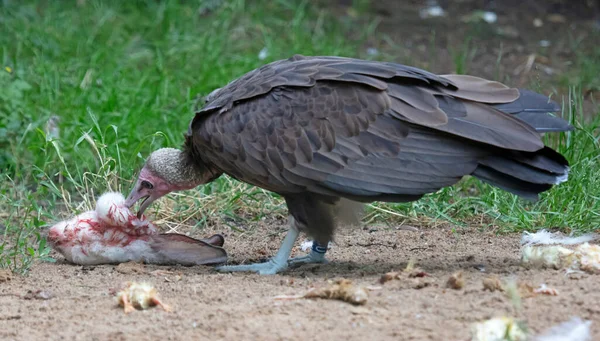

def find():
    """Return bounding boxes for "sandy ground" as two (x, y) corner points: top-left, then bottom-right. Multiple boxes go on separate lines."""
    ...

(1, 223), (598, 341)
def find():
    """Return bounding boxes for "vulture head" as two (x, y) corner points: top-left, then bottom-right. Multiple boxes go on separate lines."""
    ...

(125, 147), (210, 217)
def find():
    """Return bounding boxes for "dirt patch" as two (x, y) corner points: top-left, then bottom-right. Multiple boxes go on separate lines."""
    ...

(2, 224), (598, 340)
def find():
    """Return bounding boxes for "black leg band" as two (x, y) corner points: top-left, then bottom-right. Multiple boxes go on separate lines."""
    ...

(311, 241), (328, 254)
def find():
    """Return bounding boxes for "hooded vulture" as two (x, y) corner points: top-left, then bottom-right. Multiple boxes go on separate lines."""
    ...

(125, 55), (572, 275)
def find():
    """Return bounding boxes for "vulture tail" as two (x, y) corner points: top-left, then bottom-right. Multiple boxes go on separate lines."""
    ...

(472, 146), (569, 200)
(492, 89), (574, 133)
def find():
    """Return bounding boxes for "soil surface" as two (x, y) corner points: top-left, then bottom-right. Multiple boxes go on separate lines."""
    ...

(1, 224), (599, 341)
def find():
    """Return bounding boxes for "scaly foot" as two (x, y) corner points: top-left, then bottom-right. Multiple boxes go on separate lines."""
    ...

(215, 221), (300, 275)
(288, 250), (329, 267)
(215, 258), (288, 275)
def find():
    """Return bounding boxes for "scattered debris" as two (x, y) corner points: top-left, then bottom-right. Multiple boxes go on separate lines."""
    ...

(412, 279), (431, 290)
(150, 269), (182, 282)
(379, 259), (433, 290)
(23, 289), (53, 300)
(482, 275), (504, 292)
(366, 47), (379, 57)
(116, 282), (171, 313)
(164, 275), (182, 283)
(482, 11), (498, 24)
(520, 227), (599, 273)
(115, 261), (146, 275)
(379, 271), (399, 284)
(44, 115), (61, 141)
(515, 281), (536, 299)
(379, 258), (429, 284)
(462, 11), (498, 24)
(534, 284), (559, 296)
(79, 69), (93, 89)
(521, 245), (575, 270)
(258, 47), (269, 60)
(483, 276), (554, 300)
(513, 53), (538, 76)
(404, 259), (417, 272)
(575, 243), (600, 274)
(470, 317), (528, 341)
(503, 278), (536, 309)
(0, 269), (12, 282)
(473, 264), (486, 272)
(304, 279), (368, 305)
(419, 2), (445, 19)
(396, 225), (419, 232)
(365, 286), (382, 291)
(150, 269), (174, 276)
(349, 306), (371, 315)
(411, 271), (429, 278)
(521, 242), (600, 274)
(539, 40), (551, 47)
(446, 271), (464, 290)
(274, 279), (368, 305)
(533, 317), (592, 341)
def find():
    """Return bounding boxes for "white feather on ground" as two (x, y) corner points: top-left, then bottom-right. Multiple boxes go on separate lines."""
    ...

(521, 229), (598, 246)
(533, 317), (592, 341)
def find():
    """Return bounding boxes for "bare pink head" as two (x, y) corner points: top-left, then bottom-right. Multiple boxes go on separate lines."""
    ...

(125, 148), (214, 218)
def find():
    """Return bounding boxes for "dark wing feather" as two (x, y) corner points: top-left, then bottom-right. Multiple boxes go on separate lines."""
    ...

(191, 83), (480, 201)
(188, 55), (568, 202)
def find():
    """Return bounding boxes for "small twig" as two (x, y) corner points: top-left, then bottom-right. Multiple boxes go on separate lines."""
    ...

(273, 294), (304, 301)
(397, 225), (419, 232)
(367, 205), (409, 219)
(353, 242), (397, 248)
(0, 293), (21, 298)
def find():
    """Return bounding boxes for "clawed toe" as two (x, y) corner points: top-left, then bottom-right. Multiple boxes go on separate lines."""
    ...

(215, 260), (288, 275)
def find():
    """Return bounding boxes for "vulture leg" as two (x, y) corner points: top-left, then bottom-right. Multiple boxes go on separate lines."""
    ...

(216, 194), (336, 274)
(285, 194), (335, 268)
(288, 241), (329, 267)
(214, 216), (301, 275)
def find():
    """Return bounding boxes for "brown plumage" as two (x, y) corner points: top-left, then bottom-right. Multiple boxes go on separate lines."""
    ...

(127, 55), (572, 274)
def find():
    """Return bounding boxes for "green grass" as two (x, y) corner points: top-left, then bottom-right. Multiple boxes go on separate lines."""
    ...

(0, 0), (599, 273)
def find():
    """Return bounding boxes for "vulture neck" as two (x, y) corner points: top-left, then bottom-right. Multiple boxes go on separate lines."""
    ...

(148, 148), (221, 190)
(172, 151), (220, 190)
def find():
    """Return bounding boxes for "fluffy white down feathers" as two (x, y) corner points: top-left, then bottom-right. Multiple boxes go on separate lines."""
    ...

(96, 192), (130, 227)
(521, 229), (598, 246)
(533, 317), (592, 341)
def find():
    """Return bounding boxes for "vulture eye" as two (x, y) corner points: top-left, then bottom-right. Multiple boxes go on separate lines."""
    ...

(141, 180), (153, 189)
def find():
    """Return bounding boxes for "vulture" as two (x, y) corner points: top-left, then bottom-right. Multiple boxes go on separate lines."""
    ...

(125, 55), (573, 275)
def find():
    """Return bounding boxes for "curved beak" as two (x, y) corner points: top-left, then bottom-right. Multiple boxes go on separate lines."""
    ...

(125, 183), (156, 219)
